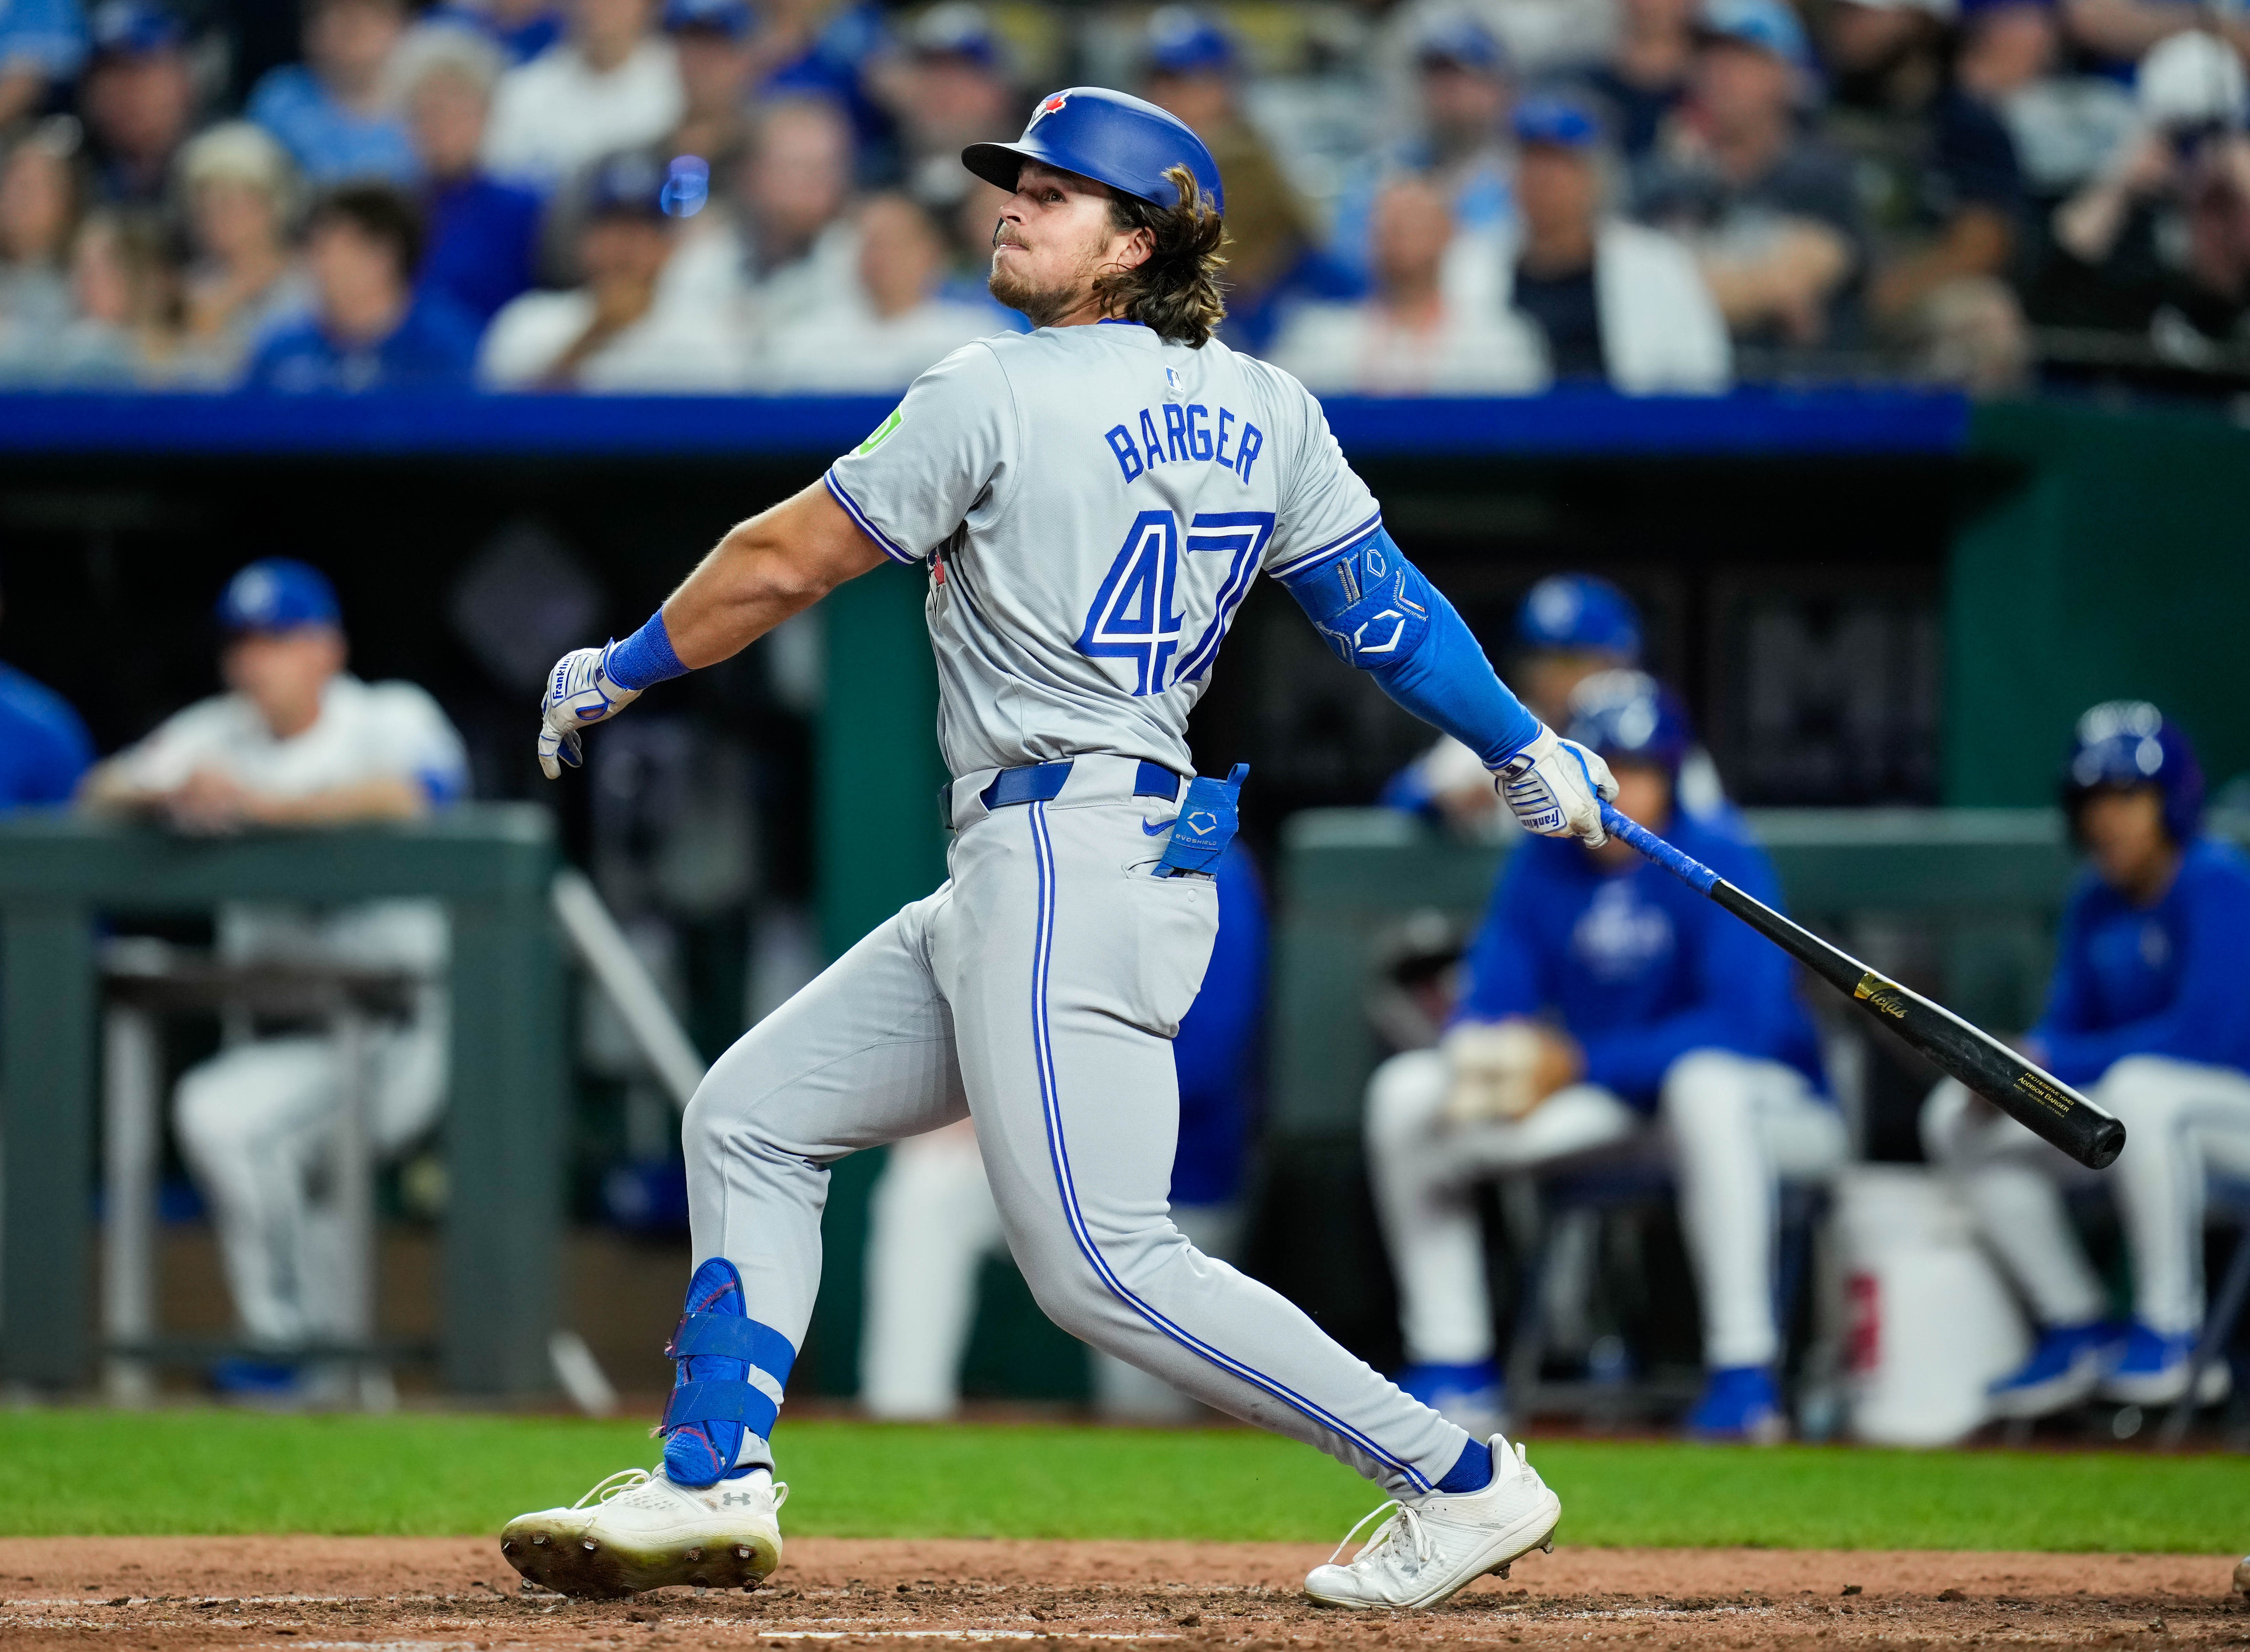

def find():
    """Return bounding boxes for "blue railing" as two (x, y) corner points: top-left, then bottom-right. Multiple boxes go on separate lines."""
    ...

(0, 384), (1971, 459)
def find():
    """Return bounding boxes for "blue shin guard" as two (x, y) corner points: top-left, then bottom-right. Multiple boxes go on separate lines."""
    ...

(661, 1258), (796, 1487)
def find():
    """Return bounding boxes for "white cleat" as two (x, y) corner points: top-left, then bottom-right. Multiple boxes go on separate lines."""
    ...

(1304, 1435), (1561, 1611)
(500, 1466), (787, 1598)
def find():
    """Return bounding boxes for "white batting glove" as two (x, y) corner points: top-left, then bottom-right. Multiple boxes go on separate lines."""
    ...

(537, 644), (641, 780)
(1493, 724), (1618, 846)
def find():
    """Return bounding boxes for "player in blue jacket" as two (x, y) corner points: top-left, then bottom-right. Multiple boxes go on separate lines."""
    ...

(1924, 702), (2250, 1417)
(0, 567), (94, 809)
(1364, 672), (1846, 1441)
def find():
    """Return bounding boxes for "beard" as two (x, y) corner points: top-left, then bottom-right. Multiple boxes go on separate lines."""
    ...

(987, 226), (1102, 328)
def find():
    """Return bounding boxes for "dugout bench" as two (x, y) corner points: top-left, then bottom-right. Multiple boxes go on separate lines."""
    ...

(0, 807), (564, 1395)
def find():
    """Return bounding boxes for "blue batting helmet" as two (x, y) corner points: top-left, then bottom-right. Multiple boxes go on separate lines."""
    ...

(1515, 573), (1642, 659)
(2063, 700), (2204, 844)
(1566, 670), (1693, 775)
(963, 86), (1225, 214)
(217, 558), (340, 634)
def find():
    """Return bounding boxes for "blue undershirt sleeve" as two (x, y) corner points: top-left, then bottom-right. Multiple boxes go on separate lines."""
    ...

(1276, 528), (1540, 767)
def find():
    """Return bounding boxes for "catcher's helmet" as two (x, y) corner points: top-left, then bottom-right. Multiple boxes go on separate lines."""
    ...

(2063, 700), (2203, 844)
(1565, 670), (1693, 775)
(963, 86), (1224, 215)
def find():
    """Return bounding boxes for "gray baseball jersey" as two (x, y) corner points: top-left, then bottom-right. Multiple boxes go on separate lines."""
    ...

(823, 319), (1382, 779)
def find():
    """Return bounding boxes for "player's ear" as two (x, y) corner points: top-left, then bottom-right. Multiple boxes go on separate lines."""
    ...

(1109, 223), (1154, 273)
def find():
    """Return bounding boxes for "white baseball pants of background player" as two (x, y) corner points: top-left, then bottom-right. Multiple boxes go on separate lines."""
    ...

(861, 1117), (1242, 1421)
(1365, 1047), (1848, 1371)
(1923, 1055), (2250, 1336)
(685, 757), (1471, 1494)
(172, 1011), (447, 1348)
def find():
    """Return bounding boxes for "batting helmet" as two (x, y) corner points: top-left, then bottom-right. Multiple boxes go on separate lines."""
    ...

(963, 86), (1225, 215)
(2063, 700), (2204, 844)
(1565, 670), (1693, 775)
(1516, 573), (1642, 659)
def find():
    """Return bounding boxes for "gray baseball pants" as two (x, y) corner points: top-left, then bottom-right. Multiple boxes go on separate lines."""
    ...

(682, 755), (1472, 1495)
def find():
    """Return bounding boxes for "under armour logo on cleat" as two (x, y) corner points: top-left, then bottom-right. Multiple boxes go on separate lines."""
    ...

(720, 1492), (760, 1507)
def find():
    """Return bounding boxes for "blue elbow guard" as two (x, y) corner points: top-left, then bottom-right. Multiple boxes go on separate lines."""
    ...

(1279, 529), (1538, 766)
(1280, 530), (1432, 669)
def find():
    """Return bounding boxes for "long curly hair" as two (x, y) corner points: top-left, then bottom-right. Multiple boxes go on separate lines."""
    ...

(1092, 165), (1228, 348)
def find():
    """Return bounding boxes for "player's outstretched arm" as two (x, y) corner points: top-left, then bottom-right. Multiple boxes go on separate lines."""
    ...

(1276, 528), (1617, 844)
(538, 483), (889, 778)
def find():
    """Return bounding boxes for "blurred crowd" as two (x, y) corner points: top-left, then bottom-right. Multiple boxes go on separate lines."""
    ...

(0, 0), (2243, 397)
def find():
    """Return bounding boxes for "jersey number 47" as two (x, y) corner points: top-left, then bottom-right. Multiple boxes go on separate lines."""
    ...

(1075, 510), (1275, 696)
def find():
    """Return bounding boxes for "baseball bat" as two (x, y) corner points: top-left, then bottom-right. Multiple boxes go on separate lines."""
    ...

(1599, 803), (2125, 1171)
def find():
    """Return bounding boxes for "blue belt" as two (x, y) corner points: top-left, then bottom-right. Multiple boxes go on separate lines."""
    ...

(942, 759), (1181, 830)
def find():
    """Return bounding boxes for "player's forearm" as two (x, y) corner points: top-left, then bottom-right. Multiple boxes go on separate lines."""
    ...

(76, 759), (161, 815)
(657, 483), (889, 673)
(247, 776), (427, 825)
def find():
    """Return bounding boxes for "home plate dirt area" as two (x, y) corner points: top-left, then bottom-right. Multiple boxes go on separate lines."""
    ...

(1, 1539), (2243, 1650)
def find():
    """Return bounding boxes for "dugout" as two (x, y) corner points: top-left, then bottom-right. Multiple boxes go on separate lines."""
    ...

(0, 389), (2244, 1398)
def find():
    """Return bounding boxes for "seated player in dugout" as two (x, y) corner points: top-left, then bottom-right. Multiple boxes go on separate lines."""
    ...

(1382, 574), (1728, 836)
(1364, 671), (1847, 1443)
(1924, 702), (2250, 1419)
(79, 559), (468, 1397)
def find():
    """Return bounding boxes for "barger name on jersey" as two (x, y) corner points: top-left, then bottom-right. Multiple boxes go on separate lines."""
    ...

(1102, 400), (1265, 487)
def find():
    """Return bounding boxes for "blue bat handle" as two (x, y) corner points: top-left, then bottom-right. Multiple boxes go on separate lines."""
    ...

(1599, 802), (1719, 895)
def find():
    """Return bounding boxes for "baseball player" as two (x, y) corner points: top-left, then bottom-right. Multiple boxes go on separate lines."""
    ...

(1925, 702), (2250, 1417)
(79, 559), (465, 1388)
(1364, 673), (1845, 1443)
(504, 87), (1612, 1610)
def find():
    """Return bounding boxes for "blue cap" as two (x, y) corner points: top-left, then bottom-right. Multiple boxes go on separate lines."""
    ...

(1415, 12), (1506, 72)
(964, 86), (1225, 214)
(586, 149), (668, 219)
(1566, 671), (1694, 775)
(217, 559), (340, 634)
(1698, 0), (1813, 66)
(89, 0), (186, 58)
(1515, 574), (1642, 658)
(663, 0), (751, 40)
(2063, 700), (2204, 844)
(1144, 7), (1236, 77)
(911, 2), (1004, 69)
(1512, 93), (1603, 149)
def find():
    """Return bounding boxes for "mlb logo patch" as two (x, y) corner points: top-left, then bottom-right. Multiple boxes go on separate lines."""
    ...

(1165, 365), (1184, 398)
(1033, 92), (1069, 123)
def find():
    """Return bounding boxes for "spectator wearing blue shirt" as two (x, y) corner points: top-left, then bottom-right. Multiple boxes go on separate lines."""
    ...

(241, 183), (479, 391)
(0, 572), (93, 809)
(247, 0), (417, 185)
(1327, 13), (1518, 299)
(754, 0), (894, 181)
(389, 25), (540, 323)
(0, 0), (85, 127)
(79, 0), (200, 206)
(1925, 702), (2250, 1418)
(1364, 672), (1845, 1442)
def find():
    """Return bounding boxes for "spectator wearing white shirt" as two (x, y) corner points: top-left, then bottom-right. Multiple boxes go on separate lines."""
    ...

(1267, 174), (1546, 394)
(763, 190), (1000, 390)
(663, 93), (857, 360)
(1499, 93), (1729, 392)
(481, 0), (681, 189)
(479, 148), (740, 390)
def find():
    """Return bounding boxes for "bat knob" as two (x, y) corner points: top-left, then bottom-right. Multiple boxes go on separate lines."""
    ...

(2082, 1115), (2126, 1172)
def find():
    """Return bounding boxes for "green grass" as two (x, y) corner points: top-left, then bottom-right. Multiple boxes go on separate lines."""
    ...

(0, 1412), (2239, 1551)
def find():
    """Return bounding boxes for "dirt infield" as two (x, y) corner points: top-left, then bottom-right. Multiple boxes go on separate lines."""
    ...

(0, 1537), (2242, 1649)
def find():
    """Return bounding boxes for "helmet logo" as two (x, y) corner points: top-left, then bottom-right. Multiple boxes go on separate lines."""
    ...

(1033, 92), (1069, 123)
